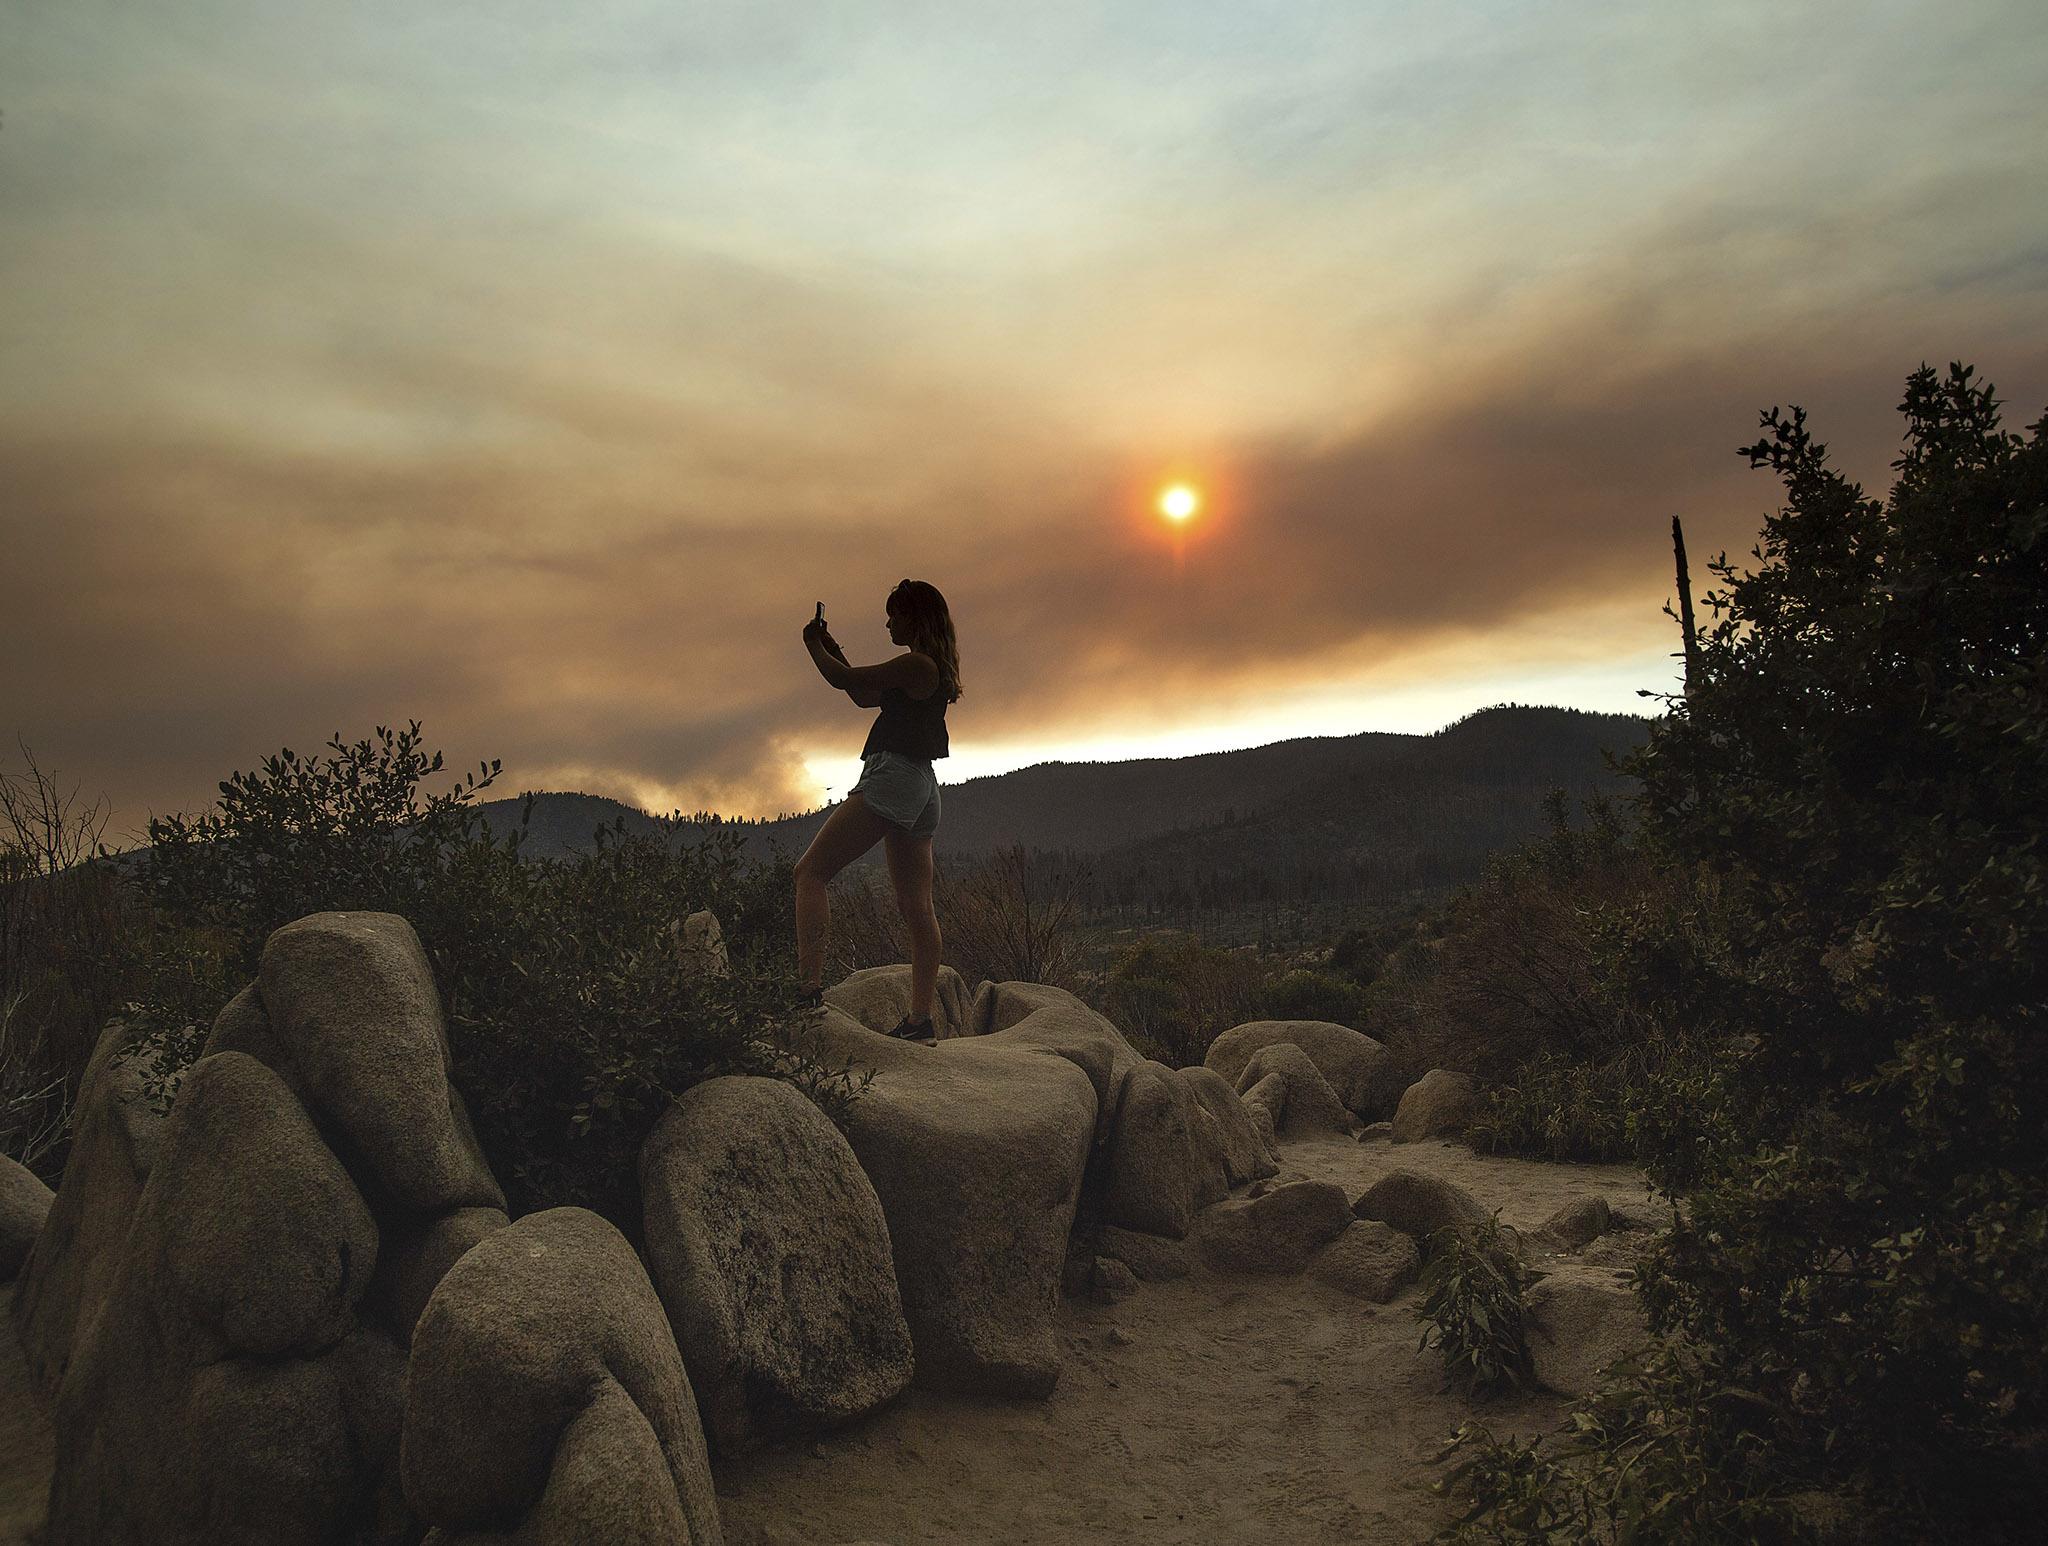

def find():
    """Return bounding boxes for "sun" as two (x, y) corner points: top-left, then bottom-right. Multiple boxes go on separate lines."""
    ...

(1158, 483), (1200, 522)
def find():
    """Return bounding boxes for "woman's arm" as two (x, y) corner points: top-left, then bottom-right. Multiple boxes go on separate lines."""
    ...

(805, 636), (939, 702)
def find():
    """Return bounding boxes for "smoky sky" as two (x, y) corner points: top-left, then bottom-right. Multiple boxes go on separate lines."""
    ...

(4, 2), (2046, 837)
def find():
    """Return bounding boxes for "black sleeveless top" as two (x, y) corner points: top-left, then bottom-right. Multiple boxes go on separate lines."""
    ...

(861, 679), (950, 761)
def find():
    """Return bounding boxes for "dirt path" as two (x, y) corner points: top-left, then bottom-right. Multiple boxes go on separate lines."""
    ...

(718, 1134), (1656, 1546)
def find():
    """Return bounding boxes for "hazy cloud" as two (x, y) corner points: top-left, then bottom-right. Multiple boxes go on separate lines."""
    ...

(4, 1), (2046, 835)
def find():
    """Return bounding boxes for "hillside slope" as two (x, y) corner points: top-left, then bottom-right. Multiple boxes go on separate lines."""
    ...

(476, 705), (1650, 905)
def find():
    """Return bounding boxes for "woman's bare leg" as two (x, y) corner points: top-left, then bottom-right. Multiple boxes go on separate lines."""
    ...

(884, 828), (940, 1022)
(793, 795), (891, 991)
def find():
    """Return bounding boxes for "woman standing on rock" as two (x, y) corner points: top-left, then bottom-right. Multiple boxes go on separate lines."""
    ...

(796, 579), (961, 1044)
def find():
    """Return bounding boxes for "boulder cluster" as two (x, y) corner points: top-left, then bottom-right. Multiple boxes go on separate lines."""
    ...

(1, 907), (1626, 1543)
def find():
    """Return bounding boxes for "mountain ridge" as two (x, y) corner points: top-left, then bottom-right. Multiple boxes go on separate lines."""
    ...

(474, 704), (1653, 905)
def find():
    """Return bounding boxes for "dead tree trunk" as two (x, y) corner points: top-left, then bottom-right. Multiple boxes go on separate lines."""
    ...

(1672, 515), (1700, 690)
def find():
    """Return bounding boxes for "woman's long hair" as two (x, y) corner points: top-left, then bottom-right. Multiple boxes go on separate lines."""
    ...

(888, 579), (963, 703)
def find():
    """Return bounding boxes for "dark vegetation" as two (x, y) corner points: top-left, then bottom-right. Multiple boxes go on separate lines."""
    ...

(1416, 1214), (1546, 1396)
(1430, 363), (2048, 1542)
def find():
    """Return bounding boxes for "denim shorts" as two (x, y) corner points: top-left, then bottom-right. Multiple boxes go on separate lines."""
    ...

(850, 751), (941, 839)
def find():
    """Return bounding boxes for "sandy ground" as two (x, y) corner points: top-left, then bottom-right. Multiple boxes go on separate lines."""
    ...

(0, 1135), (1654, 1546)
(0, 1284), (52, 1546)
(717, 1134), (1656, 1546)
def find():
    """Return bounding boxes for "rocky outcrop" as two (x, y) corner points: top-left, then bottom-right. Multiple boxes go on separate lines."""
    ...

(1351, 1168), (1489, 1249)
(403, 1208), (723, 1545)
(44, 1052), (408, 1546)
(1390, 1069), (1477, 1143)
(1177, 1065), (1278, 1207)
(966, 978), (1104, 1039)
(368, 1206), (507, 1345)
(1204, 1019), (1396, 1118)
(1310, 1220), (1421, 1302)
(1093, 1224), (1194, 1283)
(24, 912), (512, 1543)
(1233, 1042), (1355, 1139)
(807, 1003), (1097, 1396)
(0, 1153), (53, 1281)
(640, 1077), (912, 1452)
(1100, 1058), (1197, 1239)
(1089, 1257), (1139, 1305)
(1525, 1263), (1649, 1398)
(12, 1021), (167, 1401)
(1194, 1181), (1354, 1274)
(826, 963), (975, 1039)
(668, 909), (730, 977)
(1533, 1196), (1613, 1253)
(249, 912), (505, 1216)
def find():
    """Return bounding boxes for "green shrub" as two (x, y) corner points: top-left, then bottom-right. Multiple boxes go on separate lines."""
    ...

(1415, 1214), (1543, 1394)
(1613, 366), (2048, 1534)
(1088, 931), (1271, 1066)
(1368, 793), (1673, 1090)
(1453, 362), (2048, 1541)
(1260, 966), (1370, 1027)
(1436, 1342), (1812, 1544)
(1466, 1050), (1632, 1163)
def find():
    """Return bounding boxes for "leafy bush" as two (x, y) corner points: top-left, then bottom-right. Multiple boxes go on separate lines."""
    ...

(1090, 931), (1272, 1066)
(1465, 1050), (1632, 1163)
(1259, 966), (1370, 1027)
(1614, 365), (2048, 1535)
(1436, 1342), (1811, 1544)
(1453, 362), (2048, 1541)
(1369, 794), (1666, 1088)
(1415, 1214), (1543, 1394)
(144, 722), (514, 972)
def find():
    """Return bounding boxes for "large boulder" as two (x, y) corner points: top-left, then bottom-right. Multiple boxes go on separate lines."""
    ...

(807, 1001), (1097, 1396)
(1093, 1224), (1193, 1283)
(668, 909), (730, 977)
(1533, 1196), (1613, 1253)
(367, 1206), (507, 1345)
(1177, 1066), (1278, 1193)
(1204, 1019), (1396, 1118)
(1351, 1168), (1490, 1249)
(1391, 1069), (1477, 1143)
(252, 912), (504, 1216)
(1233, 1042), (1355, 1139)
(0, 1152), (54, 1281)
(1310, 1220), (1421, 1302)
(825, 963), (975, 1039)
(1100, 1058), (1196, 1239)
(403, 1208), (723, 1546)
(640, 1077), (913, 1451)
(12, 1022), (168, 1402)
(44, 1052), (406, 1546)
(967, 978), (1109, 1039)
(1194, 1181), (1353, 1274)
(1525, 1263), (1649, 1398)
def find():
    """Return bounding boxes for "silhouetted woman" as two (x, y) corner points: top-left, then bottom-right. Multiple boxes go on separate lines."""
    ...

(796, 579), (961, 1043)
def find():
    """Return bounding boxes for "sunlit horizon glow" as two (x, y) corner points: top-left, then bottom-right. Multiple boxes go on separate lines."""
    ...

(4, 3), (2046, 838)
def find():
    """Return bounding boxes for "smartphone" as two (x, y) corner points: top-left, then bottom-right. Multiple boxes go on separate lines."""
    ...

(814, 602), (825, 624)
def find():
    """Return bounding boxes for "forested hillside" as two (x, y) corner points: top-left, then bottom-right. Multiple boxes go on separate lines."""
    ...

(477, 704), (1649, 915)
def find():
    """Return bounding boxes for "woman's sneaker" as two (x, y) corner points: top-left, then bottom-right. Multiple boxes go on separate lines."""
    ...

(884, 1013), (937, 1046)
